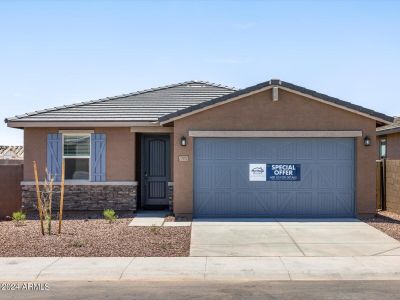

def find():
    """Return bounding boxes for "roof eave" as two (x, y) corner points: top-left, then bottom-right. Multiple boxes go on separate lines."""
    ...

(377, 127), (400, 136)
(6, 120), (162, 128)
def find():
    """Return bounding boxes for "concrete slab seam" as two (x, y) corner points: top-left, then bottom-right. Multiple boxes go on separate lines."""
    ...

(372, 246), (400, 256)
(279, 257), (293, 280)
(277, 221), (306, 257)
(119, 257), (136, 280)
(203, 257), (208, 280)
(35, 257), (62, 281)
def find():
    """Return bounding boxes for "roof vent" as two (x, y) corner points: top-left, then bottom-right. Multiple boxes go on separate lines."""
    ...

(272, 87), (279, 102)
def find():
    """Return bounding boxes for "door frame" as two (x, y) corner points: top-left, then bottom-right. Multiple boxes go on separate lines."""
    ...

(140, 134), (171, 209)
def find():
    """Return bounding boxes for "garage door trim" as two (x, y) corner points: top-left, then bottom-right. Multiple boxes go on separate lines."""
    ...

(189, 130), (362, 138)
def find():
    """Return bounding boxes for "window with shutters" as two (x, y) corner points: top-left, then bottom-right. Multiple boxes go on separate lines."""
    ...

(63, 134), (91, 180)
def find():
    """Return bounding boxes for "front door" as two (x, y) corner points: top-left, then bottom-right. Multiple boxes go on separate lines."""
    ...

(141, 135), (170, 207)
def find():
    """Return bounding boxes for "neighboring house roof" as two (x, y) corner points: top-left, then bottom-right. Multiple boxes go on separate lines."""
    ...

(376, 117), (400, 135)
(0, 146), (24, 160)
(5, 81), (236, 126)
(159, 79), (394, 124)
(5, 79), (393, 127)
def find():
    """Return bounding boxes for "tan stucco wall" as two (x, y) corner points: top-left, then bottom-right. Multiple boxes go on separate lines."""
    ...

(173, 89), (377, 217)
(386, 133), (400, 159)
(23, 127), (135, 181)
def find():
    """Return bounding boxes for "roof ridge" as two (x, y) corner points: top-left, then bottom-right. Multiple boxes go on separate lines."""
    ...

(6, 80), (237, 122)
(185, 80), (238, 91)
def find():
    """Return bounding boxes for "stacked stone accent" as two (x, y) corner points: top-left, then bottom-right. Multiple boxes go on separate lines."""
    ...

(385, 160), (400, 214)
(21, 184), (137, 211)
(168, 182), (174, 213)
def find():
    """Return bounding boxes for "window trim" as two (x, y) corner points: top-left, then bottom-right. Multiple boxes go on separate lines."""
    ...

(62, 133), (91, 181)
(379, 137), (387, 159)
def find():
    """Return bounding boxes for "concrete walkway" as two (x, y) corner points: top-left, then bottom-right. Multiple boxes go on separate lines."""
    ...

(1, 256), (400, 281)
(129, 211), (191, 227)
(190, 219), (400, 257)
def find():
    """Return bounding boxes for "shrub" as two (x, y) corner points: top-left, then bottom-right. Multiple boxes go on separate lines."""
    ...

(12, 211), (26, 226)
(103, 209), (118, 223)
(70, 239), (85, 248)
(150, 225), (160, 234)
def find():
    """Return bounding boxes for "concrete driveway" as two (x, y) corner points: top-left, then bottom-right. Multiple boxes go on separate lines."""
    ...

(190, 219), (400, 257)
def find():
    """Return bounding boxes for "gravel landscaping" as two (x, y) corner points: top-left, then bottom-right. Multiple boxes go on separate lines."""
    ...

(0, 218), (191, 257)
(361, 211), (400, 241)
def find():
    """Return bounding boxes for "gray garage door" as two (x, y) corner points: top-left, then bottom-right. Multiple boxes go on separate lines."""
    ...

(194, 138), (355, 218)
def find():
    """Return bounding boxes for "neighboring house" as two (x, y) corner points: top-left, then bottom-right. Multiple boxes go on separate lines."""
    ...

(0, 146), (24, 160)
(376, 117), (400, 159)
(5, 79), (394, 218)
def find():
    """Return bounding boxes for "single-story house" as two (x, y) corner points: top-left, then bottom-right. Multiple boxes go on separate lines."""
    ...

(5, 79), (394, 218)
(376, 117), (400, 159)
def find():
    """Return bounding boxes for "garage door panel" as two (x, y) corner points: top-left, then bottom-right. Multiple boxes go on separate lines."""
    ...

(317, 165), (336, 188)
(317, 140), (338, 160)
(336, 140), (355, 160)
(213, 165), (232, 189)
(337, 165), (354, 189)
(195, 165), (213, 189)
(335, 192), (354, 215)
(194, 138), (355, 218)
(277, 141), (297, 160)
(235, 164), (253, 188)
(296, 192), (314, 214)
(296, 141), (314, 160)
(211, 140), (233, 159)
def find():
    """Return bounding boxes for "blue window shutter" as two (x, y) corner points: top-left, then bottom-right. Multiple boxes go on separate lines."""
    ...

(47, 133), (62, 181)
(91, 133), (106, 182)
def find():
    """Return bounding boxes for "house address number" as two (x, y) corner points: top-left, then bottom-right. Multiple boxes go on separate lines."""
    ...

(178, 155), (189, 162)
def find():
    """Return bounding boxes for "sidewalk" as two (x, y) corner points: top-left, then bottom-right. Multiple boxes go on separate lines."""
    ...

(1, 256), (400, 281)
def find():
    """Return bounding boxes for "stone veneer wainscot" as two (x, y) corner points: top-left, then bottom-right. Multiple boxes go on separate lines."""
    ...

(21, 181), (137, 211)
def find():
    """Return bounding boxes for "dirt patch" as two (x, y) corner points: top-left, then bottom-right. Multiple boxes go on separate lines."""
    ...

(361, 211), (400, 241)
(0, 218), (190, 257)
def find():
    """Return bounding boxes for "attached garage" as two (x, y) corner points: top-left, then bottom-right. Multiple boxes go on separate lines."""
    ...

(159, 79), (393, 218)
(194, 137), (355, 218)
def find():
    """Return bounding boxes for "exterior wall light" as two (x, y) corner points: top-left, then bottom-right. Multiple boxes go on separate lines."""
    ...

(180, 136), (187, 146)
(364, 136), (371, 146)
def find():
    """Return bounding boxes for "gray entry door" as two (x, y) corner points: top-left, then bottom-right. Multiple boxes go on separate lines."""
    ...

(142, 135), (170, 206)
(194, 138), (355, 218)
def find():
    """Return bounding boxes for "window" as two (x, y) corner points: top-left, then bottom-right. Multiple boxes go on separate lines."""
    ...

(380, 138), (387, 159)
(63, 134), (90, 180)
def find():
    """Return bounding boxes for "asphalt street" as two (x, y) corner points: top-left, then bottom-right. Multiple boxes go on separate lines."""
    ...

(1, 281), (400, 300)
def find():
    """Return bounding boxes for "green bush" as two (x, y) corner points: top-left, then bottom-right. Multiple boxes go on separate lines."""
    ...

(103, 209), (118, 223)
(150, 225), (160, 234)
(70, 239), (85, 248)
(12, 211), (26, 226)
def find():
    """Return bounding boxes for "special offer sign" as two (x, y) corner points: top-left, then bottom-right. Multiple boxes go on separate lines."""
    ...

(267, 164), (301, 181)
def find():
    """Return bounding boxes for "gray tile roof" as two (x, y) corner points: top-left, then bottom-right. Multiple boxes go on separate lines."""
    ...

(5, 79), (393, 126)
(5, 81), (236, 123)
(377, 117), (400, 135)
(159, 79), (394, 124)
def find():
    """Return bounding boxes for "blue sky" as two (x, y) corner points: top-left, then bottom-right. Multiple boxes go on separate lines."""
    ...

(1, 0), (399, 145)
